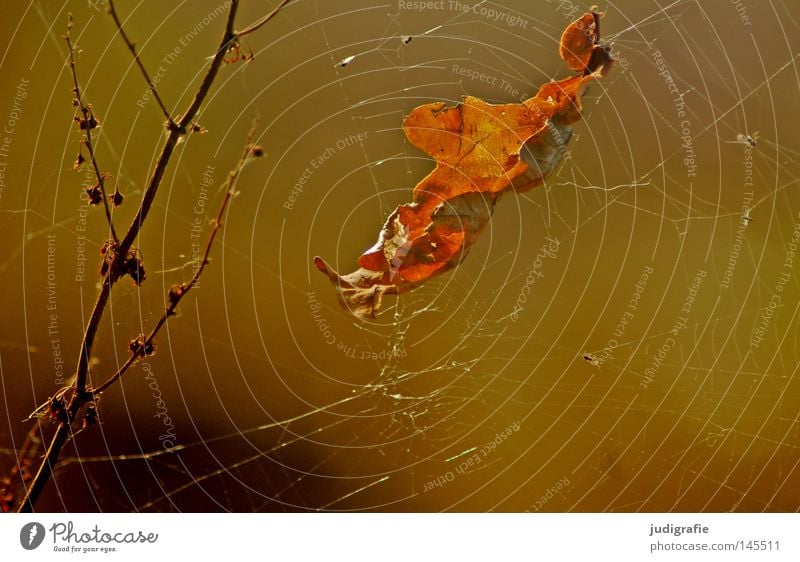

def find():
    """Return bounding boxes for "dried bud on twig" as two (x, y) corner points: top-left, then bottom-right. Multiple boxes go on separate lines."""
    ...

(128, 335), (155, 357)
(124, 250), (146, 285)
(111, 190), (123, 207)
(224, 41), (254, 64)
(74, 110), (99, 130)
(48, 396), (68, 424)
(83, 405), (98, 429)
(167, 283), (186, 306)
(85, 184), (103, 205)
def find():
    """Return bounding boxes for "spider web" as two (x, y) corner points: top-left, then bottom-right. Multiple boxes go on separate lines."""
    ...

(1, 0), (799, 512)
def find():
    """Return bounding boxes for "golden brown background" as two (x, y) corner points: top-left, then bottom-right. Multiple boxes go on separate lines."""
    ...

(0, 0), (799, 511)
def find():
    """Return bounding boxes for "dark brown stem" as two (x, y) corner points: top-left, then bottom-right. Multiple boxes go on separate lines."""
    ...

(117, 0), (240, 256)
(94, 125), (259, 395)
(17, 0), (244, 513)
(15, 0), (291, 515)
(74, 278), (112, 397)
(236, 0), (293, 37)
(77, 0), (241, 399)
(107, 0), (175, 126)
(66, 15), (118, 244)
(17, 424), (70, 513)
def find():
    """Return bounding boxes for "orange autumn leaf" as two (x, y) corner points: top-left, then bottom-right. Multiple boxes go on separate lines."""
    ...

(560, 11), (600, 73)
(314, 11), (614, 318)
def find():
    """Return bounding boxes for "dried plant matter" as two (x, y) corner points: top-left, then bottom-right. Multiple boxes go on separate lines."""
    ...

(315, 11), (613, 319)
(2, 0), (283, 513)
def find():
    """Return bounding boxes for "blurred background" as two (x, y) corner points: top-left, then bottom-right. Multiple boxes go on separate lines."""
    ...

(0, 0), (799, 512)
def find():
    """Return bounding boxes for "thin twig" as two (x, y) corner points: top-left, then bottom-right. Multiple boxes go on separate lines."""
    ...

(16, 0), (289, 515)
(16, 424), (70, 513)
(235, 0), (293, 37)
(116, 1), (240, 258)
(77, 0), (241, 401)
(94, 125), (260, 395)
(18, 0), (245, 513)
(107, 0), (175, 126)
(66, 15), (118, 243)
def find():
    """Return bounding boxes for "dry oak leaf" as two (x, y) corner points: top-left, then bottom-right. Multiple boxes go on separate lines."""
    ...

(315, 11), (613, 318)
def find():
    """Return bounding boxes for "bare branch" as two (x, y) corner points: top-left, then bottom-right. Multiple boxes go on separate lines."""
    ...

(107, 0), (175, 127)
(94, 125), (262, 395)
(116, 0), (240, 257)
(65, 15), (118, 243)
(236, 0), (293, 38)
(75, 0), (241, 402)
(17, 0), (257, 513)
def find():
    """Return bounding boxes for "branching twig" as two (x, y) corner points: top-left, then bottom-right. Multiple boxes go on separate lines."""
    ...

(115, 2), (239, 260)
(14, 0), (287, 512)
(76, 0), (241, 403)
(66, 15), (118, 243)
(107, 0), (175, 127)
(93, 127), (261, 395)
(236, 0), (293, 38)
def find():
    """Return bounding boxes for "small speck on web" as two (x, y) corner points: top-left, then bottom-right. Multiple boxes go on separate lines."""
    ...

(338, 55), (355, 67)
